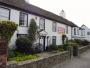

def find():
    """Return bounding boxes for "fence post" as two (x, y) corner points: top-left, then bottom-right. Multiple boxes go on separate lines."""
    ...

(67, 46), (73, 59)
(73, 45), (79, 56)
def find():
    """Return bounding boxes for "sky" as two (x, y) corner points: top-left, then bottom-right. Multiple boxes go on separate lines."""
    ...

(27, 0), (90, 28)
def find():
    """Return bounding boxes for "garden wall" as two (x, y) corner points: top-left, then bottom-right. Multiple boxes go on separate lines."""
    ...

(7, 51), (70, 68)
(79, 45), (89, 54)
(0, 38), (7, 68)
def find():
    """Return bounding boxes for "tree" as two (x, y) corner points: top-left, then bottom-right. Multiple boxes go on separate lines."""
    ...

(28, 19), (37, 44)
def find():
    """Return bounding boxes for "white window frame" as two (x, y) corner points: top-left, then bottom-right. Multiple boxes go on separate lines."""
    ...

(19, 12), (28, 27)
(52, 22), (57, 32)
(39, 18), (45, 30)
(52, 36), (56, 45)
(0, 6), (10, 20)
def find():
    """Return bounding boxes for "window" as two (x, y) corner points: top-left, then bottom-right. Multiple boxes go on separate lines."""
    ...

(52, 22), (57, 32)
(19, 12), (28, 27)
(77, 28), (79, 35)
(52, 36), (56, 45)
(39, 18), (45, 30)
(74, 28), (76, 35)
(0, 6), (10, 20)
(66, 25), (68, 34)
(83, 30), (85, 36)
(87, 32), (90, 35)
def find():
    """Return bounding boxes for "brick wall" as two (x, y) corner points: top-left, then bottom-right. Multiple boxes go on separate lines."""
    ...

(0, 38), (7, 68)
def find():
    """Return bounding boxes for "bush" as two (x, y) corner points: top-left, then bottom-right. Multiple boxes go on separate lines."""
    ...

(81, 40), (90, 46)
(74, 39), (82, 45)
(15, 54), (37, 62)
(32, 43), (44, 53)
(63, 44), (68, 50)
(68, 40), (78, 46)
(58, 45), (64, 51)
(16, 37), (33, 54)
(46, 45), (58, 51)
(8, 51), (37, 62)
(0, 20), (17, 41)
(28, 19), (37, 44)
(8, 48), (16, 58)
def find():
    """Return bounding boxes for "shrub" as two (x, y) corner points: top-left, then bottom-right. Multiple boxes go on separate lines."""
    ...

(8, 48), (16, 58)
(46, 45), (58, 51)
(8, 51), (37, 62)
(28, 19), (37, 44)
(0, 20), (17, 41)
(16, 37), (33, 54)
(58, 45), (64, 51)
(15, 54), (37, 62)
(74, 39), (82, 45)
(32, 43), (44, 53)
(81, 40), (90, 46)
(63, 44), (69, 50)
(68, 40), (78, 46)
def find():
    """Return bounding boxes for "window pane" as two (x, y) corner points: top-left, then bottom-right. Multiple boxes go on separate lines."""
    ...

(66, 26), (68, 34)
(52, 22), (57, 32)
(52, 36), (56, 45)
(0, 7), (9, 20)
(74, 28), (76, 35)
(39, 18), (45, 30)
(19, 12), (28, 26)
(0, 16), (8, 20)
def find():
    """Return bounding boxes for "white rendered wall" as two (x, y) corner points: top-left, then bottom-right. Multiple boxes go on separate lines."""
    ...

(1, 5), (73, 48)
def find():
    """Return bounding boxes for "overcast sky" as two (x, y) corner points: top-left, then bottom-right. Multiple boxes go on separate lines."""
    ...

(27, 0), (90, 27)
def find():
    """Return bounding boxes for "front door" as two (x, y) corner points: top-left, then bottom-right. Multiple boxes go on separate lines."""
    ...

(40, 36), (46, 50)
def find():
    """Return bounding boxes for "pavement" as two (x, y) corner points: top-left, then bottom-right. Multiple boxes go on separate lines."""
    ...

(52, 50), (90, 68)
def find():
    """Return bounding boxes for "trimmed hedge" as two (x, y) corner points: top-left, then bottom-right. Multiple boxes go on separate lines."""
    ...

(0, 20), (17, 41)
(46, 45), (58, 51)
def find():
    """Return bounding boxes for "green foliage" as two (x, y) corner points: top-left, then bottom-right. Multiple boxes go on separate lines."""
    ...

(58, 45), (64, 51)
(63, 44), (69, 50)
(28, 19), (37, 44)
(46, 45), (58, 51)
(81, 40), (90, 46)
(16, 37), (33, 54)
(68, 39), (78, 46)
(8, 50), (37, 62)
(68, 39), (90, 46)
(74, 39), (82, 45)
(0, 20), (17, 41)
(15, 54), (37, 62)
(8, 48), (16, 58)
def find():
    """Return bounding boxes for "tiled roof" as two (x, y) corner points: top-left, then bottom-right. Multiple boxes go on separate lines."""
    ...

(0, 0), (77, 27)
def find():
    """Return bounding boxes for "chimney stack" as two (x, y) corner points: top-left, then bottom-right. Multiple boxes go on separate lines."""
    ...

(60, 9), (66, 18)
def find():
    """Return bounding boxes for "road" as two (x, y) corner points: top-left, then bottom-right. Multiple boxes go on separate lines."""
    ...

(52, 50), (90, 68)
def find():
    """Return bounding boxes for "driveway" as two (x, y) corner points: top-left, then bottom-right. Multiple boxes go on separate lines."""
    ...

(52, 50), (90, 68)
